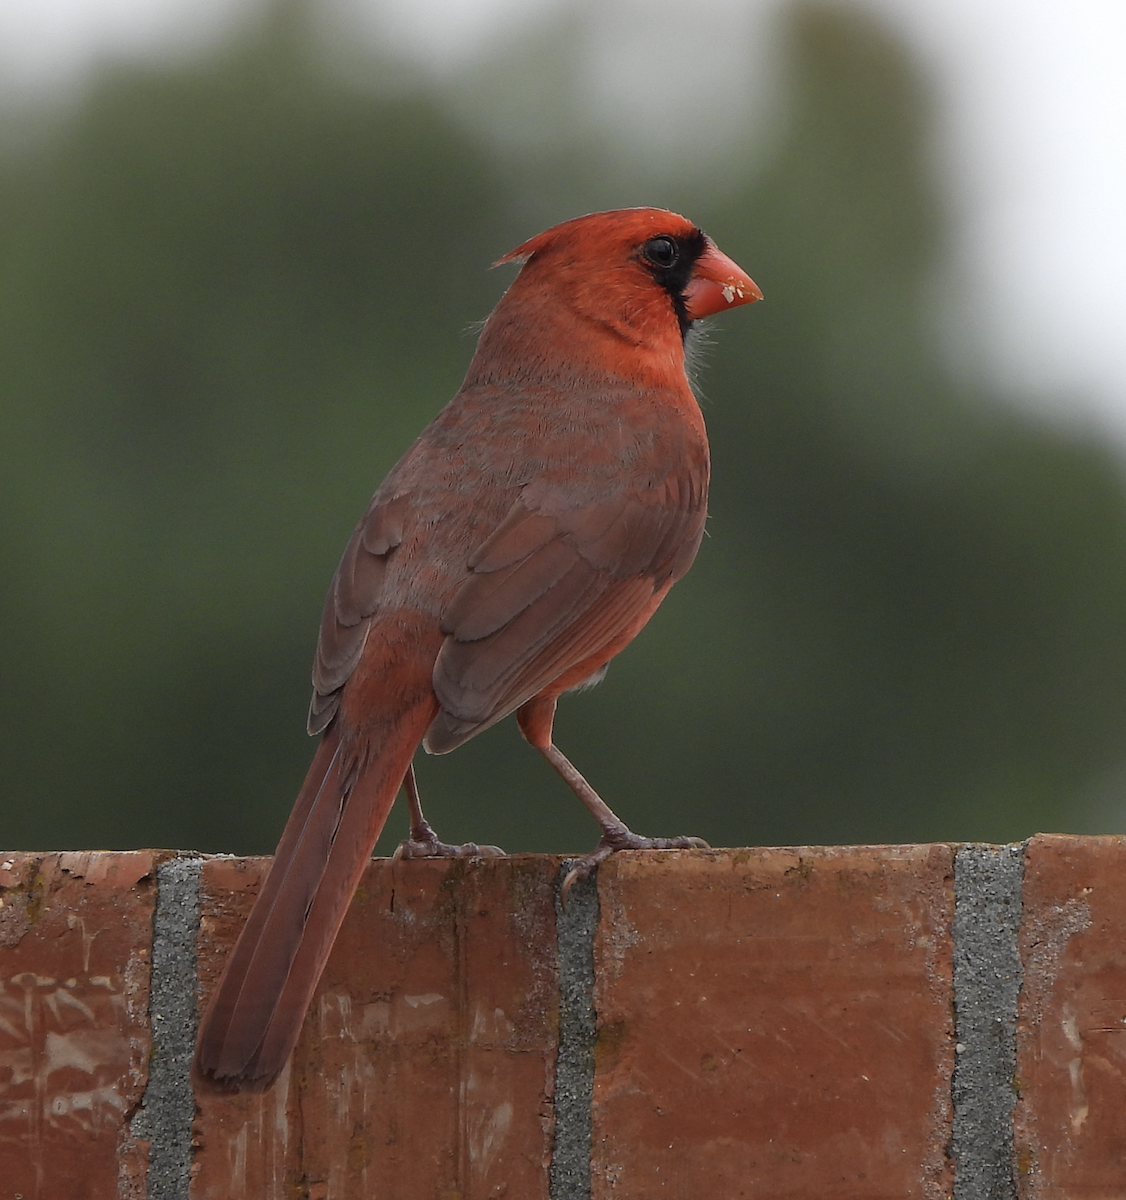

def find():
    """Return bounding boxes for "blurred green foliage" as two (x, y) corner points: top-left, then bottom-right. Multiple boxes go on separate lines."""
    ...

(2, 3), (1125, 854)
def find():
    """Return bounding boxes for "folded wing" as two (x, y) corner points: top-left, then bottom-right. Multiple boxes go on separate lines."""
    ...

(426, 472), (706, 753)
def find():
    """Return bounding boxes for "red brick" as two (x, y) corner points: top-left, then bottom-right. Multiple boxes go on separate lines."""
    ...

(192, 854), (559, 1200)
(1015, 834), (1126, 1197)
(591, 846), (955, 1199)
(0, 850), (156, 1200)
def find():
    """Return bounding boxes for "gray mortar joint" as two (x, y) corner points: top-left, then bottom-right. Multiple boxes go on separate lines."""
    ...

(132, 854), (203, 1200)
(951, 843), (1025, 1200)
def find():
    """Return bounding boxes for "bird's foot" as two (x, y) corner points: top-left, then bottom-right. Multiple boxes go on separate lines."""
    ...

(561, 827), (709, 902)
(393, 819), (505, 861)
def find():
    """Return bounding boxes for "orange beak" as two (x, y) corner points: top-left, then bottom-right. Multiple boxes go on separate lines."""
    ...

(683, 243), (762, 320)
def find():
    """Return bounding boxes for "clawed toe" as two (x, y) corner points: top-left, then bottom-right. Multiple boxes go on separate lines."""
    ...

(652, 835), (710, 851)
(397, 772), (506, 862)
(559, 829), (710, 903)
(559, 849), (609, 904)
(394, 836), (506, 861)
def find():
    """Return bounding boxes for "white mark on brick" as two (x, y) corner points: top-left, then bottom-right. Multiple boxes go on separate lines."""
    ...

(404, 992), (444, 1008)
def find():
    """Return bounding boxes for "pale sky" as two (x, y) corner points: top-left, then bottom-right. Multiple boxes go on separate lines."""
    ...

(2, 0), (1124, 445)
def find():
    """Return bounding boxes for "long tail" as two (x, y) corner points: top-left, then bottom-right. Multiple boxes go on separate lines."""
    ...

(193, 697), (437, 1089)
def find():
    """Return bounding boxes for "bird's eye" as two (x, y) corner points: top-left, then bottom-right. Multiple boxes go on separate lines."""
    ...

(642, 236), (679, 269)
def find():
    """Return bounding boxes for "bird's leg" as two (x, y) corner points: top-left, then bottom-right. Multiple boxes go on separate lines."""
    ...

(393, 762), (505, 860)
(516, 695), (708, 899)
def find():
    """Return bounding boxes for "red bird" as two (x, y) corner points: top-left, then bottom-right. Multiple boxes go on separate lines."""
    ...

(193, 207), (760, 1089)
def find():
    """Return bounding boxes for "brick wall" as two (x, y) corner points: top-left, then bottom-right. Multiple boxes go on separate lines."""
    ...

(0, 837), (1122, 1198)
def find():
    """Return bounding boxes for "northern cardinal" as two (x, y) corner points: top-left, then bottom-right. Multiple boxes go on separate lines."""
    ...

(194, 207), (760, 1089)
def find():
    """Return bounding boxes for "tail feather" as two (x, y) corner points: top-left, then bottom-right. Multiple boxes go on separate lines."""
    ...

(194, 698), (436, 1089)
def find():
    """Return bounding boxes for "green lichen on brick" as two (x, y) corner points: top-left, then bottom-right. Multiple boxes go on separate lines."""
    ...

(785, 856), (815, 883)
(25, 867), (48, 924)
(594, 1018), (627, 1072)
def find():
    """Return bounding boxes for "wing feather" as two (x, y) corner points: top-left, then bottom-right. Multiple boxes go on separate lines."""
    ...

(308, 493), (409, 734)
(442, 538), (581, 642)
(467, 505), (559, 572)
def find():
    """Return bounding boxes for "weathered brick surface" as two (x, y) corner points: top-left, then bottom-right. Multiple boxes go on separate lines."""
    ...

(0, 851), (156, 1200)
(5, 838), (1126, 1196)
(591, 846), (955, 1199)
(1015, 833), (1126, 1198)
(191, 854), (559, 1200)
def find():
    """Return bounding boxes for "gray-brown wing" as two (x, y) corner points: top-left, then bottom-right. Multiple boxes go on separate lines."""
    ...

(308, 493), (410, 734)
(425, 474), (706, 753)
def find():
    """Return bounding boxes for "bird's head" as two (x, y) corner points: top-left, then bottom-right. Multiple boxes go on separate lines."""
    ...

(473, 207), (760, 389)
(499, 207), (759, 335)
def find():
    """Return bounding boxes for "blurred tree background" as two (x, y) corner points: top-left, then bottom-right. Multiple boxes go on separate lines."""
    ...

(2, 0), (1126, 855)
